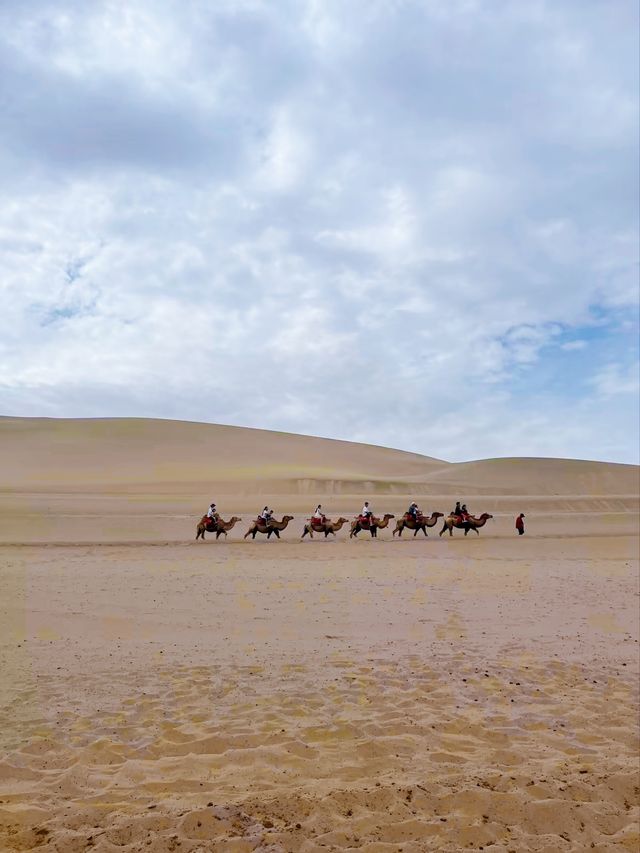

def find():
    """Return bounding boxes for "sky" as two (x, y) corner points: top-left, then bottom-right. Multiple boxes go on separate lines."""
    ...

(0, 0), (638, 464)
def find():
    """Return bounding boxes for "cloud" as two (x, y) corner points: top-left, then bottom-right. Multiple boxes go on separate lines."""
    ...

(0, 0), (638, 464)
(560, 340), (587, 352)
(588, 363), (640, 399)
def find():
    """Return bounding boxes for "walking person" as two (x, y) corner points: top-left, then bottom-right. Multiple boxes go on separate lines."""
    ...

(516, 513), (525, 535)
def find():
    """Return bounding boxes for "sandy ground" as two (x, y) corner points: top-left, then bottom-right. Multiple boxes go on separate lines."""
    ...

(1, 523), (638, 852)
(0, 419), (638, 852)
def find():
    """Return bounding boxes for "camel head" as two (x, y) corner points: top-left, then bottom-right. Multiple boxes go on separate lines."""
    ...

(283, 515), (294, 521)
(382, 513), (395, 520)
(479, 513), (493, 520)
(231, 516), (242, 522)
(336, 517), (349, 524)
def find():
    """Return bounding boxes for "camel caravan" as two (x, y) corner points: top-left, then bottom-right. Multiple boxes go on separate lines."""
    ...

(196, 500), (493, 541)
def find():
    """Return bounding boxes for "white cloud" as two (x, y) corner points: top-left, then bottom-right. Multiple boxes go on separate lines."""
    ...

(561, 340), (587, 351)
(0, 0), (638, 463)
(588, 363), (640, 399)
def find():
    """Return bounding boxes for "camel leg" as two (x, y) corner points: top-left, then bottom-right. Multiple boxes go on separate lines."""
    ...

(243, 527), (252, 539)
(273, 529), (280, 539)
(196, 527), (201, 540)
(439, 523), (446, 537)
(301, 527), (309, 539)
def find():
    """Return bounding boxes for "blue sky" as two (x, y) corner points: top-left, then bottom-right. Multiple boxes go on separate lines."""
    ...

(0, 0), (638, 463)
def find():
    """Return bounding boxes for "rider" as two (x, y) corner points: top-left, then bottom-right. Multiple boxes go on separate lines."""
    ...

(259, 506), (273, 524)
(453, 501), (462, 518)
(312, 505), (326, 525)
(461, 504), (470, 521)
(361, 501), (374, 525)
(407, 501), (420, 520)
(207, 503), (218, 520)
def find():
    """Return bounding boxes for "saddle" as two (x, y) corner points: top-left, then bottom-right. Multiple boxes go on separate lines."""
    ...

(201, 515), (217, 529)
(404, 513), (424, 523)
(358, 515), (377, 527)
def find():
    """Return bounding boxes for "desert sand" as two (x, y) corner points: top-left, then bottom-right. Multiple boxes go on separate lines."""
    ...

(0, 416), (638, 852)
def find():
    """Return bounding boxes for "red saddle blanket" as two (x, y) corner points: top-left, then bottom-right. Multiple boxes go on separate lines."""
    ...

(201, 515), (217, 527)
(404, 513), (424, 523)
(358, 516), (377, 527)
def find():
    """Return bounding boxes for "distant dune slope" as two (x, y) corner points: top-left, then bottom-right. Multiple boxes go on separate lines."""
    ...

(0, 417), (637, 496)
(423, 457), (640, 496)
(0, 417), (446, 492)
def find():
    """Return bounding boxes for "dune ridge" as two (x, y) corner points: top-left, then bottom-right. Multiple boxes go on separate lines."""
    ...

(1, 416), (637, 497)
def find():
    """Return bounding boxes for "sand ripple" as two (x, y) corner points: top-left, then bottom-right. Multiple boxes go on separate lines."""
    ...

(1, 655), (638, 852)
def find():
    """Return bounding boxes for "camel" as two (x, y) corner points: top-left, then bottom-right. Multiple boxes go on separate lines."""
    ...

(439, 513), (493, 537)
(301, 517), (350, 539)
(350, 514), (395, 538)
(244, 515), (294, 540)
(195, 516), (242, 541)
(393, 511), (444, 537)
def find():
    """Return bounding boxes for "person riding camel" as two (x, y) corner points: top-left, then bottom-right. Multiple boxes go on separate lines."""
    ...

(461, 504), (470, 521)
(453, 501), (462, 519)
(361, 501), (374, 527)
(312, 505), (326, 525)
(207, 503), (219, 521)
(407, 501), (420, 520)
(259, 506), (273, 525)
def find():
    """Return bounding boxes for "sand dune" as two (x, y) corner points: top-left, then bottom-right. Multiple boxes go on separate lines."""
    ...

(1, 416), (637, 497)
(424, 456), (640, 497)
(0, 416), (637, 544)
(0, 417), (447, 493)
(0, 417), (638, 851)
